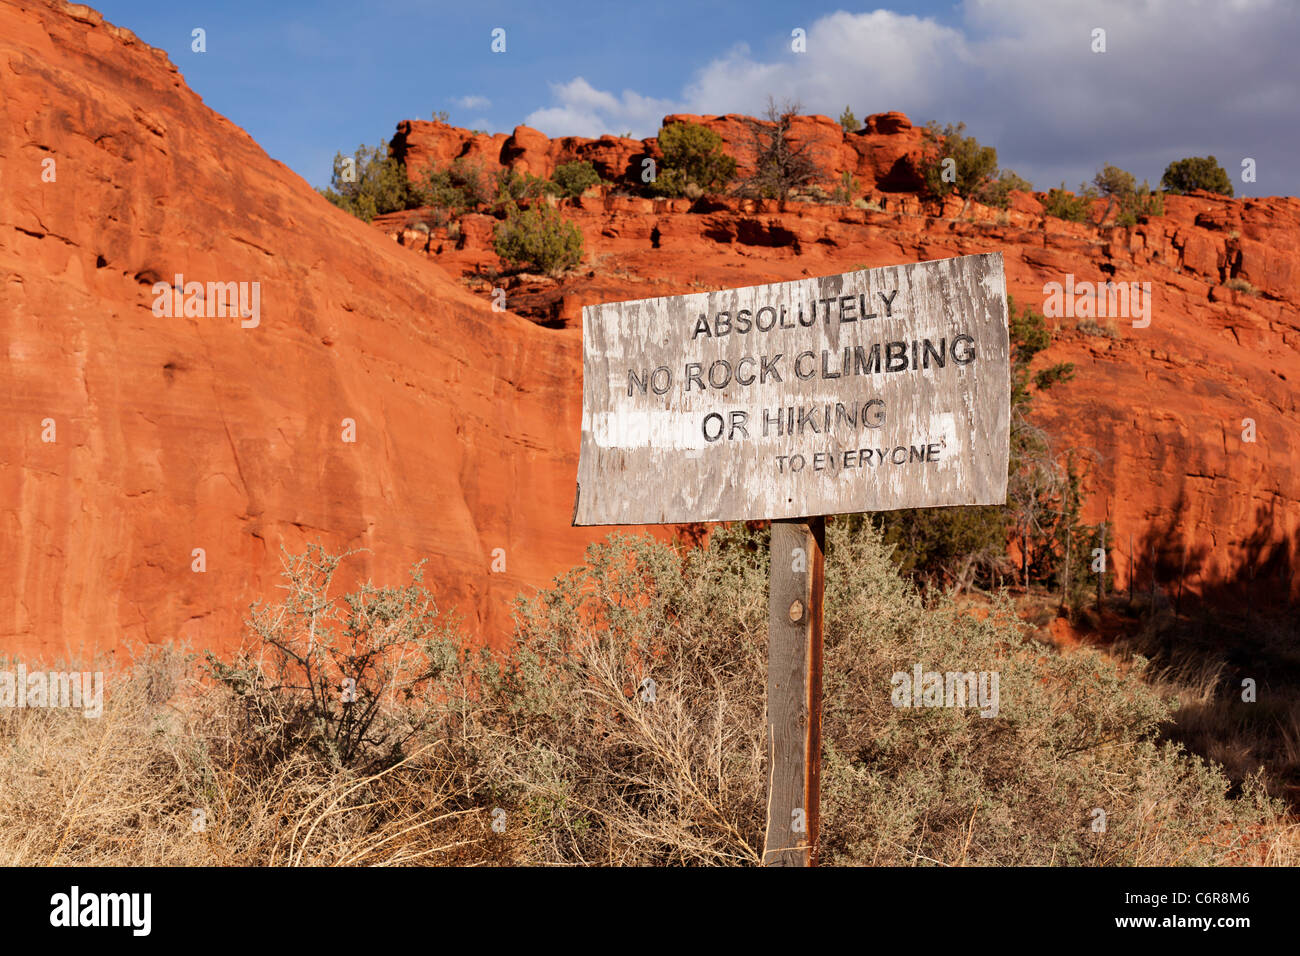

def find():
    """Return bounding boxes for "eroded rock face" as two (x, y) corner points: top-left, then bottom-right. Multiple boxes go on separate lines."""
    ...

(2, 1), (1296, 667)
(0, 0), (624, 660)
(392, 111), (929, 194)
(383, 131), (1300, 609)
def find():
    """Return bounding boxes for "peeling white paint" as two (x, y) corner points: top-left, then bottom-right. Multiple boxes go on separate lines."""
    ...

(575, 253), (1010, 525)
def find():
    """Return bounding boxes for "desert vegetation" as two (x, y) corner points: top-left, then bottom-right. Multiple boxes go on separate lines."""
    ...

(919, 121), (1032, 210)
(320, 144), (414, 222)
(738, 98), (827, 202)
(492, 202), (584, 275)
(1, 523), (1295, 867)
(1042, 182), (1094, 222)
(647, 121), (737, 198)
(320, 135), (590, 276)
(1089, 163), (1164, 226)
(1162, 155), (1235, 197)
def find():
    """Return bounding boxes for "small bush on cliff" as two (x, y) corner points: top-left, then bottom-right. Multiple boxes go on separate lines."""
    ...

(493, 168), (558, 207)
(320, 144), (413, 222)
(417, 157), (492, 215)
(739, 98), (826, 201)
(492, 202), (584, 275)
(1161, 155), (1234, 197)
(920, 121), (1031, 209)
(831, 170), (860, 204)
(649, 121), (737, 197)
(838, 105), (858, 132)
(1043, 182), (1095, 222)
(1090, 164), (1164, 226)
(551, 161), (602, 198)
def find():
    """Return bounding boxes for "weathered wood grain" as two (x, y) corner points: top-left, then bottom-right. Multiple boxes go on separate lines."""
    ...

(574, 252), (1010, 525)
(763, 517), (824, 867)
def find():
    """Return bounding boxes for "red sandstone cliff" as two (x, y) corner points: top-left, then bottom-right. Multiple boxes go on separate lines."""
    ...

(2, 1), (1296, 664)
(0, 0), (618, 660)
(380, 116), (1300, 606)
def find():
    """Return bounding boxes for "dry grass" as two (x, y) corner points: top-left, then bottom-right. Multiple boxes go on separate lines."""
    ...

(1114, 608), (1300, 803)
(2, 526), (1296, 866)
(0, 647), (517, 867)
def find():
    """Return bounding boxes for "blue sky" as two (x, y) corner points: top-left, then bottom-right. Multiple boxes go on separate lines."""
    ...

(94, 1), (1298, 196)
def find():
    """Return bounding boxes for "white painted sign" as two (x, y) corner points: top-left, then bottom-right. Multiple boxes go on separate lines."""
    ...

(574, 252), (1010, 525)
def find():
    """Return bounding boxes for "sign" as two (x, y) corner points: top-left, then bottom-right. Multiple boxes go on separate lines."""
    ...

(573, 252), (1011, 526)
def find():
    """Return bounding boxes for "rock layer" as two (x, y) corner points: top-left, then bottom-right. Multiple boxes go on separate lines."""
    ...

(2, 1), (1296, 666)
(381, 131), (1300, 609)
(0, 0), (619, 661)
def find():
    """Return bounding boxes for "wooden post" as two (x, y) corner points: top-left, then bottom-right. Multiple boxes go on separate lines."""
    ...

(764, 517), (825, 867)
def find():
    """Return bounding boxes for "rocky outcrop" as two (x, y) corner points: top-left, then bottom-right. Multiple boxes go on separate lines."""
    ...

(379, 147), (1300, 608)
(0, 0), (623, 660)
(391, 110), (928, 194)
(2, 0), (1296, 668)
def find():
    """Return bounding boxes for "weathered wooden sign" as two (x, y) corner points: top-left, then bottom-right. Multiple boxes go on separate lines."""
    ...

(573, 252), (1010, 526)
(573, 252), (1010, 867)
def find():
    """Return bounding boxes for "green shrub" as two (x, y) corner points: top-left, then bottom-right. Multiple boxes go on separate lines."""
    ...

(1034, 363), (1078, 388)
(1043, 183), (1094, 222)
(1090, 164), (1164, 225)
(649, 121), (737, 197)
(492, 202), (583, 275)
(494, 168), (557, 207)
(920, 122), (1031, 209)
(832, 170), (860, 204)
(417, 157), (492, 215)
(1162, 156), (1234, 197)
(980, 169), (1034, 209)
(478, 524), (1281, 865)
(1092, 163), (1136, 199)
(320, 144), (414, 222)
(838, 105), (858, 132)
(1116, 186), (1164, 226)
(551, 161), (602, 198)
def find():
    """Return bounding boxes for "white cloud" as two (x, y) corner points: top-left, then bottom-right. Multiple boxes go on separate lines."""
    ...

(522, 0), (1299, 194)
(454, 94), (492, 110)
(523, 77), (677, 138)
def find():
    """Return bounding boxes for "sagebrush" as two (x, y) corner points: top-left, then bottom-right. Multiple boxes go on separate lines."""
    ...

(2, 527), (1290, 866)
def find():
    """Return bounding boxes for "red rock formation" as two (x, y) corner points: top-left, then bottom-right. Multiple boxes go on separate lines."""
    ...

(392, 110), (928, 195)
(0, 0), (628, 661)
(393, 119), (650, 186)
(2, 0), (1296, 669)
(380, 126), (1300, 607)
